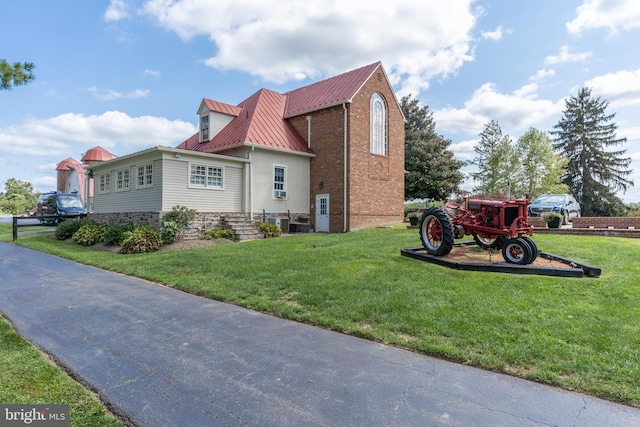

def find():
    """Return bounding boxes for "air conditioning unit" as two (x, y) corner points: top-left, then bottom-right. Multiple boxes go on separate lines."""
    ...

(274, 190), (287, 198)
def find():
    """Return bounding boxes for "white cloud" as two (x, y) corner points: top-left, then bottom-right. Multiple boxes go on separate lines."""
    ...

(450, 139), (479, 162)
(585, 68), (640, 108)
(88, 87), (151, 101)
(143, 69), (161, 77)
(104, 0), (132, 22)
(0, 112), (196, 157)
(544, 45), (591, 65)
(481, 25), (510, 41)
(530, 69), (556, 81)
(141, 0), (477, 96)
(567, 0), (640, 35)
(434, 83), (563, 136)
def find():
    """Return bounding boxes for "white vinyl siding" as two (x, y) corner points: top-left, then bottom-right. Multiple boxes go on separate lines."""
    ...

(162, 157), (243, 212)
(92, 158), (162, 213)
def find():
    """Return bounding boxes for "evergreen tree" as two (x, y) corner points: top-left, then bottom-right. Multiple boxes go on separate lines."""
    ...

(401, 95), (464, 201)
(469, 120), (514, 195)
(512, 128), (567, 199)
(0, 59), (35, 90)
(551, 87), (632, 216)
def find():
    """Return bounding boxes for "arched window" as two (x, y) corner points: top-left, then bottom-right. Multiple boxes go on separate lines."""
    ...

(370, 92), (387, 156)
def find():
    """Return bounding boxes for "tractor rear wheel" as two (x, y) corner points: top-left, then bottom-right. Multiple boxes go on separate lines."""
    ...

(501, 238), (533, 265)
(419, 207), (455, 256)
(472, 232), (505, 250)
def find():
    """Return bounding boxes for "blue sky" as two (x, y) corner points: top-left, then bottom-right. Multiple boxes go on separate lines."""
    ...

(2, 0), (639, 201)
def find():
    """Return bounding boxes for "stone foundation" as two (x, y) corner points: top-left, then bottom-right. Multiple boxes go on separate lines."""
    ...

(89, 211), (244, 240)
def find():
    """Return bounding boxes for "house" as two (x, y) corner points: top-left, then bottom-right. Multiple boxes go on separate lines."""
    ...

(86, 61), (405, 235)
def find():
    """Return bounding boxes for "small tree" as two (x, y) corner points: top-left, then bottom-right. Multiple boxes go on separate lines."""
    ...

(512, 128), (567, 199)
(0, 178), (38, 214)
(1, 59), (35, 90)
(469, 120), (515, 195)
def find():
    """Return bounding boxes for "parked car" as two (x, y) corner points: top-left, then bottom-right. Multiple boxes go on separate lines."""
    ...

(528, 194), (581, 225)
(34, 191), (84, 224)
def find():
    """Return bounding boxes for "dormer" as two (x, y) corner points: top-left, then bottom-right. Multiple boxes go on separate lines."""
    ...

(197, 99), (243, 143)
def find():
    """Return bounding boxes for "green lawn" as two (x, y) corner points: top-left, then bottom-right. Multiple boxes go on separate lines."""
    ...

(2, 223), (640, 407)
(0, 315), (123, 426)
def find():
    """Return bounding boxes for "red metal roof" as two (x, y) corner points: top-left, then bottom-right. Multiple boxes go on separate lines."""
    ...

(176, 62), (382, 156)
(202, 99), (242, 117)
(56, 157), (80, 171)
(284, 62), (381, 118)
(81, 146), (115, 162)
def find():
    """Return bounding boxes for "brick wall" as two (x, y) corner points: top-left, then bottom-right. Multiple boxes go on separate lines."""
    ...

(573, 217), (640, 229)
(288, 66), (405, 232)
(527, 216), (547, 228)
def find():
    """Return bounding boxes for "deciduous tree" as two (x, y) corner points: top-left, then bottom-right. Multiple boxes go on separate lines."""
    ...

(512, 128), (567, 199)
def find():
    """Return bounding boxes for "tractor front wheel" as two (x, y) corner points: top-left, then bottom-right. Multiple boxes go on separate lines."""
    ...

(419, 207), (455, 256)
(501, 238), (533, 265)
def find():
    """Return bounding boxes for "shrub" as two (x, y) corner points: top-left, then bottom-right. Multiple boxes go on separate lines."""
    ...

(102, 224), (135, 247)
(203, 228), (236, 241)
(160, 220), (180, 244)
(256, 222), (281, 238)
(160, 206), (196, 243)
(120, 226), (163, 254)
(162, 205), (196, 229)
(55, 218), (87, 240)
(72, 224), (109, 246)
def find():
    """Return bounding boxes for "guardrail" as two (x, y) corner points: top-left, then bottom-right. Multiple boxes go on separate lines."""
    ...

(12, 214), (85, 241)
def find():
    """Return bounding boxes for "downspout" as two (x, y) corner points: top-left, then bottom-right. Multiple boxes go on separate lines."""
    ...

(306, 115), (312, 149)
(343, 102), (348, 232)
(248, 147), (254, 219)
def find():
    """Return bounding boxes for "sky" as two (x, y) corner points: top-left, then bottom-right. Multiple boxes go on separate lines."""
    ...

(1, 0), (640, 202)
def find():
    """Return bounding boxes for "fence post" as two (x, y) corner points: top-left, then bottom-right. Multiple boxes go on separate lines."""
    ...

(12, 216), (18, 241)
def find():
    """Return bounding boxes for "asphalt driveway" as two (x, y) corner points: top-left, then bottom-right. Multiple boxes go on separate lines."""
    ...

(1, 242), (639, 426)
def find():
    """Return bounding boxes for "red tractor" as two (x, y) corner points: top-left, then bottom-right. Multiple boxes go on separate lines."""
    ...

(418, 197), (538, 265)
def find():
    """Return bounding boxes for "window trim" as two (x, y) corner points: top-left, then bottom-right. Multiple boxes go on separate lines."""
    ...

(115, 168), (130, 192)
(273, 165), (287, 199)
(136, 163), (153, 189)
(188, 162), (224, 190)
(370, 92), (388, 156)
(200, 115), (209, 142)
(98, 173), (111, 194)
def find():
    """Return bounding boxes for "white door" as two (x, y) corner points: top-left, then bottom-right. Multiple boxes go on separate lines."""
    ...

(316, 194), (329, 232)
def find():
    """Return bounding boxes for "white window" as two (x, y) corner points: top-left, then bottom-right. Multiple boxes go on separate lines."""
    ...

(137, 163), (153, 188)
(370, 92), (388, 156)
(189, 164), (223, 189)
(201, 115), (209, 141)
(274, 166), (286, 198)
(99, 173), (110, 194)
(116, 169), (130, 191)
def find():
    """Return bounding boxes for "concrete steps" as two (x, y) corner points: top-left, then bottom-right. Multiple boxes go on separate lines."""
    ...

(220, 214), (261, 241)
